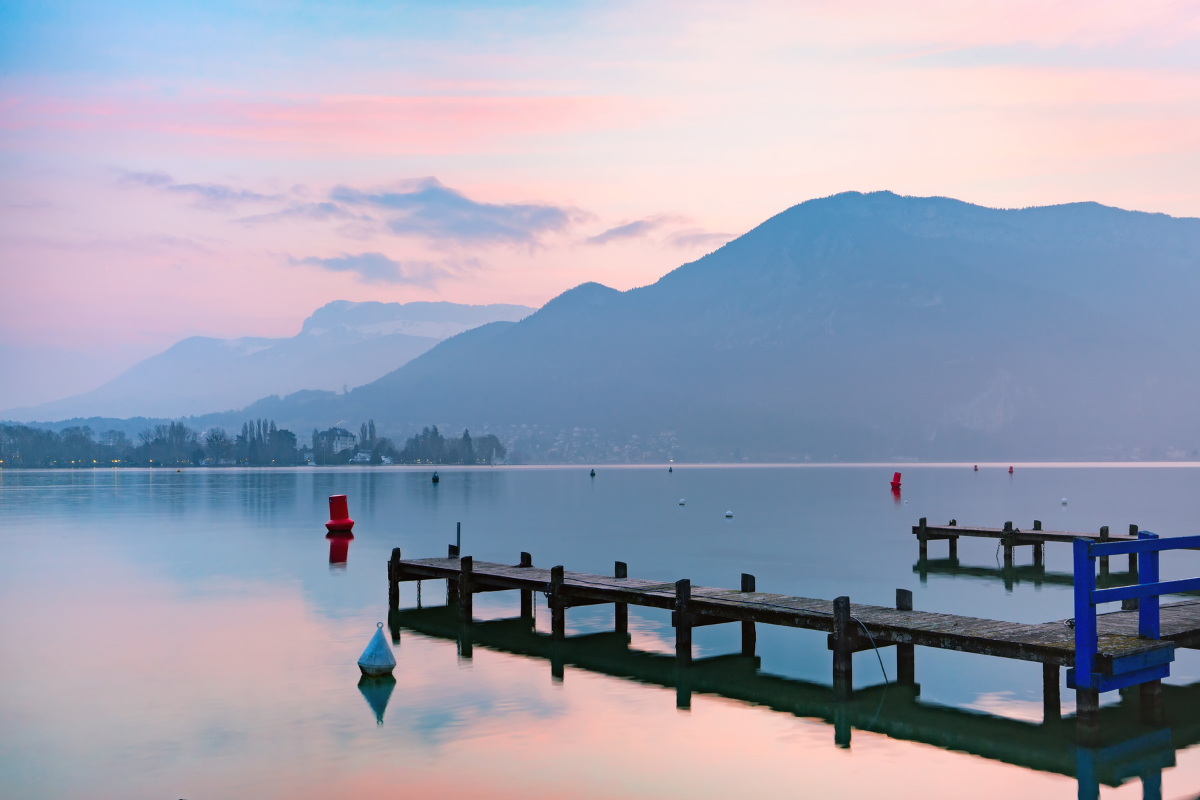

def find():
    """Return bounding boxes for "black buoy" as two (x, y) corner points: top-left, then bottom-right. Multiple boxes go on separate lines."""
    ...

(590, 469), (595, 477)
(669, 466), (673, 473)
(432, 471), (439, 484)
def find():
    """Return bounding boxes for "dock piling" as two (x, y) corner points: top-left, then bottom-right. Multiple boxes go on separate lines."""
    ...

(550, 565), (565, 637)
(1003, 521), (1015, 567)
(1042, 663), (1060, 724)
(1141, 679), (1163, 725)
(1124, 525), (1140, 610)
(519, 552), (533, 618)
(918, 517), (928, 558)
(833, 596), (852, 699)
(675, 579), (692, 663)
(458, 556), (473, 621)
(1099, 527), (1110, 577)
(741, 573), (757, 656)
(446, 544), (460, 604)
(615, 561), (628, 633)
(388, 548), (402, 609)
(896, 589), (914, 685)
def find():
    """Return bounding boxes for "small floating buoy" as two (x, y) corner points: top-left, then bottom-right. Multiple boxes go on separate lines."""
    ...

(890, 471), (901, 490)
(358, 622), (396, 676)
(1009, 466), (1013, 474)
(590, 469), (595, 477)
(669, 466), (673, 473)
(326, 494), (354, 533)
(1062, 498), (1068, 506)
(679, 499), (686, 505)
(725, 510), (733, 518)
(432, 471), (439, 484)
(973, 465), (978, 471)
(177, 469), (181, 472)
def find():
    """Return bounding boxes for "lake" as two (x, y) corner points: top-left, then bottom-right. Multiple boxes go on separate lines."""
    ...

(2, 464), (1199, 798)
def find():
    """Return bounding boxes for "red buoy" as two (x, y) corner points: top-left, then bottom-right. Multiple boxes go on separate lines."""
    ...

(973, 465), (978, 471)
(1008, 466), (1013, 474)
(326, 494), (355, 532)
(890, 472), (902, 490)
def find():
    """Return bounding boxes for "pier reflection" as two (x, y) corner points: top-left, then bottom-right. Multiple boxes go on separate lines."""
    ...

(390, 603), (1196, 800)
(913, 556), (1200, 599)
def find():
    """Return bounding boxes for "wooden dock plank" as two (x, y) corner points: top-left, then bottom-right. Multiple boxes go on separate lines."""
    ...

(392, 556), (1198, 666)
(912, 524), (1139, 544)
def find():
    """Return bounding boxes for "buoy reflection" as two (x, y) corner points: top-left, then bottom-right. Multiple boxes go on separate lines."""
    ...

(357, 674), (397, 725)
(327, 532), (354, 569)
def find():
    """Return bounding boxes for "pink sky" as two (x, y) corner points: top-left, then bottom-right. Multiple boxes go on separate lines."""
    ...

(2, 0), (1199, 367)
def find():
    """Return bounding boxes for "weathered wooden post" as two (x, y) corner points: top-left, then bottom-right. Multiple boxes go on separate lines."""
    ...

(614, 561), (628, 634)
(1033, 521), (1044, 567)
(833, 596), (852, 700)
(1099, 526), (1110, 578)
(1076, 687), (1100, 743)
(675, 579), (692, 664)
(917, 517), (928, 559)
(458, 556), (473, 621)
(519, 551), (533, 618)
(1141, 680), (1163, 726)
(1043, 663), (1060, 724)
(446, 543), (460, 604)
(896, 589), (914, 685)
(550, 565), (565, 638)
(741, 573), (756, 657)
(947, 518), (958, 560)
(388, 548), (402, 609)
(1124, 524), (1140, 610)
(458, 621), (473, 660)
(387, 608), (401, 645)
(1003, 521), (1015, 567)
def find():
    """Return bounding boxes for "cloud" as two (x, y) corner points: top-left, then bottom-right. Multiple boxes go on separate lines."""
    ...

(331, 177), (572, 244)
(293, 252), (462, 286)
(120, 171), (280, 208)
(586, 218), (662, 245)
(237, 202), (372, 226)
(666, 228), (736, 250)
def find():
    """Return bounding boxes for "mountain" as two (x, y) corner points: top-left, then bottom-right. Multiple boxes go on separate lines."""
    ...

(196, 191), (1200, 462)
(3, 301), (533, 421)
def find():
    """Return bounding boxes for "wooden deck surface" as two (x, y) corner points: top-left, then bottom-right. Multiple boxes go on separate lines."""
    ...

(912, 523), (1138, 544)
(394, 556), (1198, 666)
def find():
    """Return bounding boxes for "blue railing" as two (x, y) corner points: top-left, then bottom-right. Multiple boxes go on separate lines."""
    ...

(1070, 531), (1200, 693)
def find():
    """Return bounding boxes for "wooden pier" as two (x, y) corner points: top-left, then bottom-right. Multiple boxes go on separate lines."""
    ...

(387, 543), (1200, 733)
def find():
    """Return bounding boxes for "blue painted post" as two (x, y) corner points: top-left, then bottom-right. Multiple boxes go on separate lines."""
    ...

(1073, 538), (1100, 734)
(1138, 532), (1160, 640)
(1138, 531), (1164, 724)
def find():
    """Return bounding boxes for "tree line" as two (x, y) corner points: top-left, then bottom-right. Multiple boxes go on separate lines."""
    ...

(0, 419), (304, 467)
(1, 420), (508, 468)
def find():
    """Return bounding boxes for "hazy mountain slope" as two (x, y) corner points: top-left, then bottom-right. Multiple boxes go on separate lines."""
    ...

(310, 191), (1200, 461)
(5, 301), (533, 421)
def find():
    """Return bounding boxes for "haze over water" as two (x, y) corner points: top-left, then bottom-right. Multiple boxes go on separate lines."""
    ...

(2, 465), (1199, 798)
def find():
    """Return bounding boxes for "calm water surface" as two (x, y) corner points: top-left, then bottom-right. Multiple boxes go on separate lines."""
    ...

(2, 465), (1199, 798)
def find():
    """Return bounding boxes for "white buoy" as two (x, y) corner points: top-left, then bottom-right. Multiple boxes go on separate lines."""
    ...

(725, 510), (733, 518)
(679, 499), (686, 505)
(358, 622), (396, 676)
